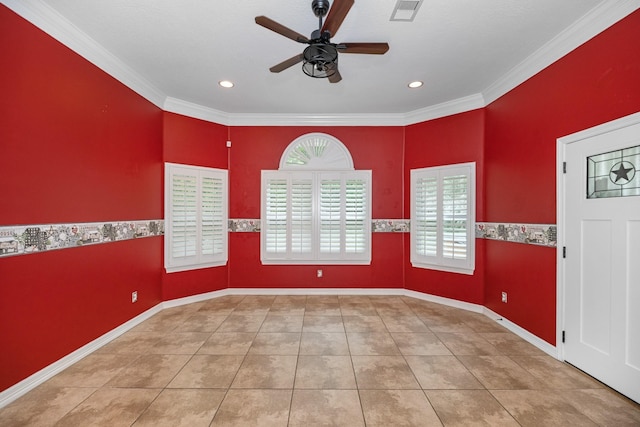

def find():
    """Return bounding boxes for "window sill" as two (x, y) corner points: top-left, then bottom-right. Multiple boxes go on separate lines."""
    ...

(165, 261), (227, 273)
(261, 258), (371, 266)
(410, 261), (475, 275)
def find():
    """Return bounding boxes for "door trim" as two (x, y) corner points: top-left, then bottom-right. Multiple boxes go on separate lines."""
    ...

(556, 111), (640, 362)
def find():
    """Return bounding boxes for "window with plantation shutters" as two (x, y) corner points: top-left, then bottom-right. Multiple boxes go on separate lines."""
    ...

(261, 133), (371, 265)
(411, 163), (475, 275)
(165, 163), (228, 272)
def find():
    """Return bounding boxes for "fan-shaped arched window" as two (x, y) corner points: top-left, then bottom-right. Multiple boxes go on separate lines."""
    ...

(261, 133), (371, 265)
(280, 133), (354, 170)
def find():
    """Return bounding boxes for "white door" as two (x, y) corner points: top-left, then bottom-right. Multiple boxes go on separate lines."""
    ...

(562, 113), (640, 403)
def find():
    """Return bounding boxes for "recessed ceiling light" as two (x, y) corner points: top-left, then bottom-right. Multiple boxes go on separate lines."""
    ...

(219, 80), (234, 88)
(408, 81), (423, 89)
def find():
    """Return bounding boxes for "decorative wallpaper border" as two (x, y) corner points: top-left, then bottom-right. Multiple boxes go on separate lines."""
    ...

(0, 220), (164, 258)
(228, 219), (411, 233)
(229, 219), (261, 232)
(0, 219), (556, 259)
(228, 219), (558, 249)
(372, 219), (410, 232)
(476, 222), (557, 247)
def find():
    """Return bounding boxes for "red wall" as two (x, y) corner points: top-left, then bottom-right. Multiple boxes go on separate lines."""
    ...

(404, 110), (486, 304)
(0, 6), (163, 391)
(161, 112), (229, 300)
(227, 126), (405, 288)
(484, 9), (640, 344)
(2, 1), (639, 395)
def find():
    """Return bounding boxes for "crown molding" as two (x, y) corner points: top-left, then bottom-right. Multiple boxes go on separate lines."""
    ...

(5, 0), (638, 125)
(225, 112), (407, 127)
(4, 0), (482, 127)
(163, 97), (406, 126)
(483, 0), (640, 105)
(163, 95), (484, 126)
(403, 94), (485, 125)
(3, 0), (166, 108)
(163, 97), (231, 124)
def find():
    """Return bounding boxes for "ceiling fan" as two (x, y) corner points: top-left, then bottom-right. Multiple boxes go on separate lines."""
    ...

(255, 0), (389, 83)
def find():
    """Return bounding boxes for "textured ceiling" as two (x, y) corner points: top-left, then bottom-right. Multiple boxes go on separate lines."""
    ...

(6, 0), (638, 122)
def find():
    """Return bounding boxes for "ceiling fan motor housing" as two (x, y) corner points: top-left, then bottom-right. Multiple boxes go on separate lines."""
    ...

(310, 29), (332, 42)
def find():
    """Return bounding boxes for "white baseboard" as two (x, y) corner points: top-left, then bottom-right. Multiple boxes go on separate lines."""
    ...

(483, 307), (558, 357)
(0, 304), (162, 409)
(162, 289), (231, 309)
(161, 288), (409, 310)
(403, 289), (484, 313)
(1, 288), (557, 408)
(224, 287), (408, 296)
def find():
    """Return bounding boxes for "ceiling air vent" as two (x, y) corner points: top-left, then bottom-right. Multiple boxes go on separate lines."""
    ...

(390, 0), (423, 22)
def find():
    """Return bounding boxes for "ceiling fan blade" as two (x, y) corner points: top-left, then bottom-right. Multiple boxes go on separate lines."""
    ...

(338, 42), (389, 54)
(328, 69), (342, 83)
(269, 53), (304, 73)
(321, 0), (354, 37)
(255, 16), (309, 43)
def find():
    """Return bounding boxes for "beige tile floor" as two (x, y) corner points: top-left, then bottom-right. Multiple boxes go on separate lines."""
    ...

(1, 295), (639, 426)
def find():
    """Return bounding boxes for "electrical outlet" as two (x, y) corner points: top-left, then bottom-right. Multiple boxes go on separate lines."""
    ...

(132, 291), (138, 303)
(317, 269), (323, 278)
(501, 292), (507, 303)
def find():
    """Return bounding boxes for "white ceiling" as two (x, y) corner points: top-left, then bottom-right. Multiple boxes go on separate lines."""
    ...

(5, 0), (639, 124)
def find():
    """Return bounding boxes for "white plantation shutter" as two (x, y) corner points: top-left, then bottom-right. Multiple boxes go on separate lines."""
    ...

(411, 163), (475, 275)
(261, 170), (371, 264)
(201, 175), (226, 256)
(320, 177), (342, 255)
(291, 178), (313, 254)
(265, 177), (288, 255)
(442, 174), (468, 260)
(165, 163), (228, 272)
(414, 175), (438, 258)
(345, 177), (368, 254)
(171, 174), (198, 259)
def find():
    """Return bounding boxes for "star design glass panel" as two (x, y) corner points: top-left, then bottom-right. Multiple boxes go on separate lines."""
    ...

(587, 144), (639, 199)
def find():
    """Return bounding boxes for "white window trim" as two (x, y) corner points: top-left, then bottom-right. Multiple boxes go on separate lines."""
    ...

(261, 133), (371, 265)
(261, 169), (372, 265)
(164, 163), (228, 273)
(410, 162), (476, 275)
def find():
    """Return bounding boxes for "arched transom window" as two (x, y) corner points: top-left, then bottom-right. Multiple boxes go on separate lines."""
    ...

(280, 133), (354, 170)
(262, 133), (371, 265)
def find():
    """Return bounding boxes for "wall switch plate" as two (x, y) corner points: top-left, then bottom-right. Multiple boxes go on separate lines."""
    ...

(132, 291), (138, 303)
(501, 292), (507, 303)
(317, 269), (323, 278)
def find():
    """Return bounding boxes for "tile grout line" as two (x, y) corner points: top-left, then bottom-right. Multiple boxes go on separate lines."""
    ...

(340, 303), (368, 427)
(396, 299), (448, 427)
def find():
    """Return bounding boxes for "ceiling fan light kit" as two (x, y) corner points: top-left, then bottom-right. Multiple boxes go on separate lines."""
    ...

(255, 0), (389, 83)
(302, 44), (338, 78)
